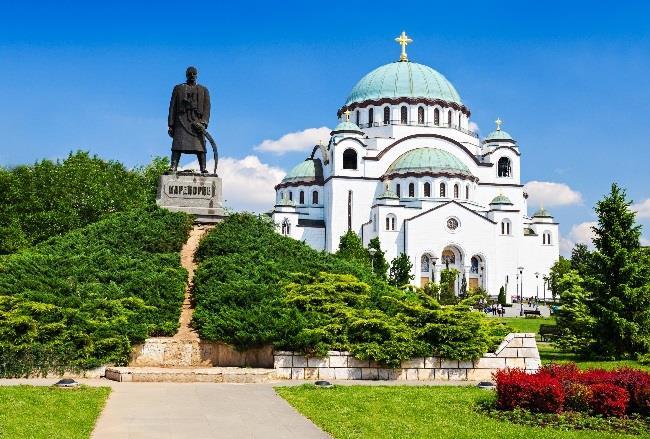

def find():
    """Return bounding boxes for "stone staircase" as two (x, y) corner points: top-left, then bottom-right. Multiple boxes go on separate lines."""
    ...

(105, 224), (275, 383)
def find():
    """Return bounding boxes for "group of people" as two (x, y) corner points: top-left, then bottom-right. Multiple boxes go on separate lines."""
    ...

(477, 298), (506, 317)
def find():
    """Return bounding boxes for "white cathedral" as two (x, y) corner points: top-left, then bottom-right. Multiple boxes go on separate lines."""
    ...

(272, 33), (559, 300)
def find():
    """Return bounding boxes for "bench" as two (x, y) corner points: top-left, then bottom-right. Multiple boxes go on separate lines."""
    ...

(539, 324), (560, 342)
(523, 310), (541, 317)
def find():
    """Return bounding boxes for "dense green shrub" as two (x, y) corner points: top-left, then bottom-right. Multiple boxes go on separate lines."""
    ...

(0, 208), (192, 376)
(192, 213), (508, 366)
(0, 152), (168, 254)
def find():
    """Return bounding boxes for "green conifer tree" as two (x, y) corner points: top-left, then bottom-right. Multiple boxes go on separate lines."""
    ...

(368, 237), (389, 279)
(388, 253), (414, 286)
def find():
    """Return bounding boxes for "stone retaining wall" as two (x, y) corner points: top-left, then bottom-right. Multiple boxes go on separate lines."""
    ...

(274, 333), (540, 381)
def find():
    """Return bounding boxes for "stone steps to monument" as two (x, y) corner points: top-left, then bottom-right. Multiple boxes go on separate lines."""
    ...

(105, 366), (276, 383)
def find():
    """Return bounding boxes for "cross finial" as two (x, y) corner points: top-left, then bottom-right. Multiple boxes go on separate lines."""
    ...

(344, 109), (351, 121)
(495, 117), (503, 131)
(394, 31), (413, 62)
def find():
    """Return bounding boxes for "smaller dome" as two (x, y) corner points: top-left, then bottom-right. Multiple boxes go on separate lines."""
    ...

(385, 148), (474, 179)
(378, 188), (399, 200)
(485, 129), (514, 142)
(490, 194), (513, 205)
(281, 159), (323, 185)
(332, 120), (362, 133)
(532, 207), (553, 218)
(278, 197), (295, 207)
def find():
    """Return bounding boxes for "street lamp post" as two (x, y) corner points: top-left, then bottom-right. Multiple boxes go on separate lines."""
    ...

(535, 272), (540, 302)
(431, 256), (438, 284)
(368, 247), (377, 272)
(543, 275), (548, 304)
(517, 267), (524, 317)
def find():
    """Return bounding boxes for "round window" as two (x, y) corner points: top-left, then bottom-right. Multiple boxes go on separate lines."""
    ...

(446, 217), (459, 231)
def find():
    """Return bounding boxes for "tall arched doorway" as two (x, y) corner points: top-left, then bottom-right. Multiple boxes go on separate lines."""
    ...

(469, 254), (485, 291)
(441, 245), (464, 296)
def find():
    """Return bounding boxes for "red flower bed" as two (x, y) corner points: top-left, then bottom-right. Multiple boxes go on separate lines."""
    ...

(494, 363), (650, 417)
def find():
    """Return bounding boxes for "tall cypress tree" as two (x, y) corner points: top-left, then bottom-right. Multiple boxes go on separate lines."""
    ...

(588, 183), (649, 358)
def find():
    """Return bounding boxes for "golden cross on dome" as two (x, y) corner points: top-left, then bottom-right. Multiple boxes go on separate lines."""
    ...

(394, 31), (413, 62)
(495, 117), (503, 131)
(344, 109), (351, 121)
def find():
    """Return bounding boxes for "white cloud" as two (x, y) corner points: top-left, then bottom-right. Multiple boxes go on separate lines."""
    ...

(559, 221), (597, 257)
(468, 121), (480, 134)
(641, 236), (650, 246)
(524, 181), (582, 208)
(181, 155), (285, 213)
(254, 127), (331, 155)
(631, 198), (650, 219)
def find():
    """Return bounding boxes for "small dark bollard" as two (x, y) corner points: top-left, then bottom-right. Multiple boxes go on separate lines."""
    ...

(55, 378), (79, 388)
(315, 380), (333, 388)
(477, 381), (495, 390)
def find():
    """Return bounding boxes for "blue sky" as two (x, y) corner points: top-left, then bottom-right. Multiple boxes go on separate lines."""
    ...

(1, 1), (649, 253)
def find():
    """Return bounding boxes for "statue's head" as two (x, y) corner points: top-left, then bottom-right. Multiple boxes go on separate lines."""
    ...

(186, 66), (198, 84)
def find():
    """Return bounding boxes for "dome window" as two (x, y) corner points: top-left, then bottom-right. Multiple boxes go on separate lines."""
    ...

(434, 108), (440, 126)
(543, 231), (552, 245)
(447, 110), (452, 127)
(288, 191), (293, 201)
(454, 184), (459, 198)
(401, 106), (408, 124)
(424, 182), (431, 197)
(498, 157), (512, 177)
(368, 108), (374, 126)
(343, 149), (358, 170)
(386, 214), (397, 231)
(355, 110), (360, 126)
(458, 113), (462, 128)
(299, 190), (305, 204)
(312, 190), (319, 205)
(418, 107), (425, 125)
(465, 184), (470, 199)
(408, 182), (415, 197)
(383, 106), (390, 125)
(439, 183), (446, 197)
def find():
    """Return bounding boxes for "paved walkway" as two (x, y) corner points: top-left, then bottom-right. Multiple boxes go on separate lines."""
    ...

(91, 382), (328, 439)
(484, 303), (552, 318)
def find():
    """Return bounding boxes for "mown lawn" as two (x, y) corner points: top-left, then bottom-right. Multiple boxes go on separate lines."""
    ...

(0, 386), (110, 439)
(276, 385), (640, 439)
(503, 316), (555, 334)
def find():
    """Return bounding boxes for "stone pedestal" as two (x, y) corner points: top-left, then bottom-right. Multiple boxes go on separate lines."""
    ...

(156, 173), (226, 223)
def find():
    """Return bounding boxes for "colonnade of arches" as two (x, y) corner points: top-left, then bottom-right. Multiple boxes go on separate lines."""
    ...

(419, 245), (486, 294)
(353, 104), (469, 132)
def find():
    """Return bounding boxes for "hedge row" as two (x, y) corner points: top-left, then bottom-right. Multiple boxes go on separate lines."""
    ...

(191, 213), (508, 367)
(495, 363), (650, 417)
(0, 208), (193, 377)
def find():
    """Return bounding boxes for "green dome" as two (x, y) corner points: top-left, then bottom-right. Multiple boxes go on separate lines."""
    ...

(345, 62), (462, 106)
(490, 194), (513, 205)
(332, 120), (363, 133)
(532, 207), (553, 218)
(378, 188), (399, 199)
(281, 159), (323, 185)
(385, 148), (473, 178)
(485, 129), (514, 142)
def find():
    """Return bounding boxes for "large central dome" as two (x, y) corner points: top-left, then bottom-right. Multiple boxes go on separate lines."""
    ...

(345, 61), (462, 107)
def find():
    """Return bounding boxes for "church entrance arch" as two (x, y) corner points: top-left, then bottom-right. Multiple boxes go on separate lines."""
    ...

(469, 254), (486, 291)
(441, 245), (464, 296)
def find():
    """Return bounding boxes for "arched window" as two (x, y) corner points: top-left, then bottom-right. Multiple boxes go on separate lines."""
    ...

(288, 191), (293, 201)
(368, 108), (374, 125)
(396, 184), (401, 198)
(312, 190), (318, 205)
(418, 107), (425, 125)
(281, 218), (291, 236)
(383, 106), (390, 124)
(401, 106), (408, 124)
(439, 183), (446, 197)
(471, 257), (479, 273)
(421, 255), (430, 272)
(386, 214), (397, 231)
(442, 249), (455, 265)
(408, 182), (415, 197)
(465, 184), (470, 199)
(543, 231), (552, 245)
(447, 110), (452, 127)
(458, 113), (462, 127)
(343, 149), (357, 170)
(299, 190), (305, 204)
(454, 184), (459, 198)
(424, 182), (431, 197)
(355, 110), (360, 126)
(501, 219), (511, 235)
(498, 157), (512, 177)
(434, 108), (440, 126)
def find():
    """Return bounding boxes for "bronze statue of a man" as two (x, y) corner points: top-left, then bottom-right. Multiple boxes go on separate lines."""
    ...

(168, 66), (211, 173)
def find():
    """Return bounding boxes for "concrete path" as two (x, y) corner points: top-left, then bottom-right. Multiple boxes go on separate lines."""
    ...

(91, 382), (328, 439)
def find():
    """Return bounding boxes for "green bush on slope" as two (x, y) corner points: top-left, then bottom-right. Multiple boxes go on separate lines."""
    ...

(192, 213), (508, 367)
(0, 208), (192, 377)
